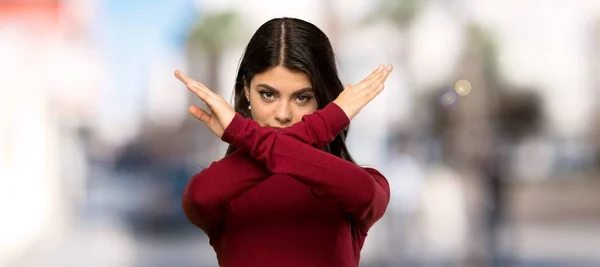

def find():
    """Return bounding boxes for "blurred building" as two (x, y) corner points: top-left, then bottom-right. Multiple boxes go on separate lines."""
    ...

(0, 1), (65, 265)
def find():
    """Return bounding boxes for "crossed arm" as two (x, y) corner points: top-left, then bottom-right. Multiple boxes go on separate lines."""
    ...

(182, 103), (390, 236)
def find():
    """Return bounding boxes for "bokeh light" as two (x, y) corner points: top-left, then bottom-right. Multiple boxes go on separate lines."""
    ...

(439, 88), (459, 109)
(454, 79), (472, 96)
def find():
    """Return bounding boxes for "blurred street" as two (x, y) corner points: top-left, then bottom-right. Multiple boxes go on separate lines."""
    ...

(15, 216), (215, 267)
(12, 162), (218, 267)
(8, 165), (600, 267)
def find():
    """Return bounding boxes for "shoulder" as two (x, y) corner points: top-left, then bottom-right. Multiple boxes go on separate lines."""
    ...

(360, 166), (391, 196)
(361, 166), (386, 179)
(361, 165), (381, 173)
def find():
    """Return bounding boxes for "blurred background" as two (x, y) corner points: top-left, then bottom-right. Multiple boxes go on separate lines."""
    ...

(2, 0), (600, 266)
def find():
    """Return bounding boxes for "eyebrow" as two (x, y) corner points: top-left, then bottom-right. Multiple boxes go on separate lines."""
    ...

(256, 83), (313, 94)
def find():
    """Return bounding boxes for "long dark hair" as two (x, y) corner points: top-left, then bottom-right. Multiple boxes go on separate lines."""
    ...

(225, 17), (356, 164)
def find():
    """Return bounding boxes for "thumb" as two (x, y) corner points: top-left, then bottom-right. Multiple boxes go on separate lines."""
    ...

(188, 105), (211, 124)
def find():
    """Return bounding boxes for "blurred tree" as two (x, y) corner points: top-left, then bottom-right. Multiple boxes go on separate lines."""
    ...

(364, 0), (425, 93)
(590, 18), (600, 171)
(364, 2), (469, 265)
(362, 2), (426, 264)
(426, 23), (544, 171)
(364, 0), (466, 87)
(365, 0), (425, 29)
(428, 22), (543, 171)
(428, 23), (499, 267)
(365, 0), (427, 28)
(364, 0), (467, 141)
(444, 24), (498, 168)
(187, 10), (243, 94)
(182, 10), (244, 163)
(129, 11), (245, 167)
(321, 0), (342, 47)
(428, 23), (543, 267)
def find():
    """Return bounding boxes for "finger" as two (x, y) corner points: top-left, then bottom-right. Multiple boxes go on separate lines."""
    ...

(355, 65), (389, 91)
(176, 70), (220, 107)
(355, 64), (385, 88)
(360, 64), (392, 94)
(190, 80), (220, 99)
(366, 83), (385, 101)
(188, 105), (211, 124)
(175, 70), (205, 96)
(366, 64), (385, 80)
(174, 69), (194, 85)
(372, 64), (393, 86)
(187, 83), (215, 101)
(175, 70), (219, 99)
(351, 65), (383, 91)
(186, 84), (215, 107)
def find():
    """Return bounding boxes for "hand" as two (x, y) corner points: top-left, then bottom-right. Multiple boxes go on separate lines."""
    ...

(333, 64), (393, 121)
(174, 70), (235, 138)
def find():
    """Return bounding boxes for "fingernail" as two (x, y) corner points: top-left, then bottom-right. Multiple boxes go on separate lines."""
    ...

(378, 65), (384, 70)
(387, 64), (393, 70)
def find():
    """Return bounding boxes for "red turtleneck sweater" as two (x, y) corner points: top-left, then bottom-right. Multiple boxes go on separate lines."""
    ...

(181, 103), (390, 267)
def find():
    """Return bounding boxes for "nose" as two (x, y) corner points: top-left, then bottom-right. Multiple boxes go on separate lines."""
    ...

(274, 102), (292, 125)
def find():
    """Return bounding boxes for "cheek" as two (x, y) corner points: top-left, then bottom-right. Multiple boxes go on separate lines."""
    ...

(249, 104), (271, 125)
(291, 105), (318, 124)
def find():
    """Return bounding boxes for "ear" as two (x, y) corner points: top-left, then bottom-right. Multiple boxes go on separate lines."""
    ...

(244, 85), (250, 102)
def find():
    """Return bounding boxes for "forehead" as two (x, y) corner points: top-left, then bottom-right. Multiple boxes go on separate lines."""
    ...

(251, 66), (312, 91)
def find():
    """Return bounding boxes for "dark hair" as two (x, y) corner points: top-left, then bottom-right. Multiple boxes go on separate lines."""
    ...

(225, 17), (356, 163)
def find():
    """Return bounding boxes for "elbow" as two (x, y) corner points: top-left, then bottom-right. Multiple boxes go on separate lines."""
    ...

(182, 190), (220, 234)
(189, 188), (222, 213)
(355, 179), (377, 209)
(357, 169), (390, 205)
(352, 172), (390, 226)
(347, 182), (377, 227)
(367, 180), (379, 201)
(192, 195), (222, 212)
(185, 173), (223, 212)
(182, 190), (203, 229)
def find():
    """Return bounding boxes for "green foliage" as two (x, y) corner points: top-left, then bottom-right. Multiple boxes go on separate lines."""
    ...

(364, 0), (426, 28)
(187, 11), (243, 53)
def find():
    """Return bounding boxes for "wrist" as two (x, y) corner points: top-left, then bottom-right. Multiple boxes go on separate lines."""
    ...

(221, 113), (243, 144)
(220, 111), (236, 131)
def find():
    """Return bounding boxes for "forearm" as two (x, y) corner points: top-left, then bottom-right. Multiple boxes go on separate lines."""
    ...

(276, 103), (349, 149)
(223, 116), (390, 227)
(182, 149), (270, 235)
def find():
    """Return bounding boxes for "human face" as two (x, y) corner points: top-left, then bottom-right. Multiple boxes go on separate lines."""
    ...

(245, 66), (318, 128)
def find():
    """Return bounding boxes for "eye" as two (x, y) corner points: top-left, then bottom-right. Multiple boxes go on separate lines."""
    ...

(259, 91), (275, 100)
(296, 94), (313, 104)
